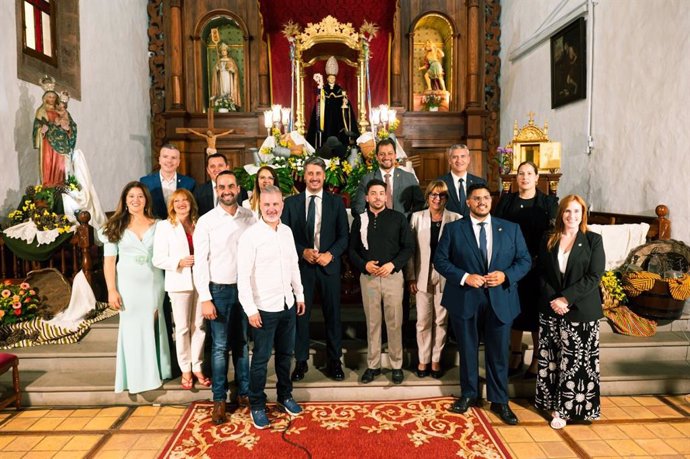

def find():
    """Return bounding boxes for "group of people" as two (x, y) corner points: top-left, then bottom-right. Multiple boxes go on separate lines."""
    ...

(100, 138), (605, 432)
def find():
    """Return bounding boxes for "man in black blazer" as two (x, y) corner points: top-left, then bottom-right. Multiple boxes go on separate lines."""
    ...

(195, 153), (247, 216)
(434, 183), (531, 425)
(281, 156), (350, 381)
(438, 144), (486, 218)
(140, 143), (196, 219)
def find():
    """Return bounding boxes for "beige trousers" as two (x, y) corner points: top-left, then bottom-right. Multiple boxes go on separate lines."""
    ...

(168, 290), (205, 373)
(360, 271), (404, 370)
(415, 283), (448, 364)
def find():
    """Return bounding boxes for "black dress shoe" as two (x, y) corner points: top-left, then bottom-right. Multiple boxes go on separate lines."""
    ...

(430, 367), (443, 379)
(291, 361), (308, 381)
(449, 397), (481, 414)
(360, 368), (381, 384)
(415, 366), (429, 378)
(392, 369), (404, 384)
(327, 360), (345, 381)
(490, 402), (519, 425)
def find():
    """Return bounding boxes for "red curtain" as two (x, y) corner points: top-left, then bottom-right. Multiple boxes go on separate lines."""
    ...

(259, 0), (396, 118)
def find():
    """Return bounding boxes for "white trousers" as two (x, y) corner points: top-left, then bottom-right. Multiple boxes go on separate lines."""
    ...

(415, 283), (448, 364)
(168, 290), (205, 373)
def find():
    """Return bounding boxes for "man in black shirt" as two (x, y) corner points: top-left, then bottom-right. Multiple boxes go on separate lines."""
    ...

(349, 179), (415, 385)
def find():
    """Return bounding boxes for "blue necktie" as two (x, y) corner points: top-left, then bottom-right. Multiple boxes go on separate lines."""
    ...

(306, 195), (316, 248)
(479, 222), (488, 271)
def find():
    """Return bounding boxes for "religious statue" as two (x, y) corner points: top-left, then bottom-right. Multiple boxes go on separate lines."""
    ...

(186, 128), (234, 155)
(419, 40), (446, 92)
(33, 76), (77, 186)
(306, 56), (359, 149)
(211, 42), (241, 109)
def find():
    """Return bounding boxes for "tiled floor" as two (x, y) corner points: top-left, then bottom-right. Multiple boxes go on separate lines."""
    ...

(0, 395), (688, 458)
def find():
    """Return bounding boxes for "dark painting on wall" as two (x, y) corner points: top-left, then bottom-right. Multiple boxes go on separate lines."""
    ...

(551, 17), (586, 109)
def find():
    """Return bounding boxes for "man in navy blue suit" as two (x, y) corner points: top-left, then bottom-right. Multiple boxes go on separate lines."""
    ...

(434, 183), (531, 425)
(282, 156), (349, 381)
(140, 143), (196, 219)
(438, 144), (486, 218)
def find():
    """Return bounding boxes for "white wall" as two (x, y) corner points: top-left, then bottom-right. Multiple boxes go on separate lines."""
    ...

(0, 0), (151, 219)
(500, 0), (690, 243)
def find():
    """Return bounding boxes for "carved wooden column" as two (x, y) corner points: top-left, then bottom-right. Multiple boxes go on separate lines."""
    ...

(390, 7), (402, 106)
(258, 33), (270, 108)
(465, 0), (487, 180)
(169, 0), (184, 110)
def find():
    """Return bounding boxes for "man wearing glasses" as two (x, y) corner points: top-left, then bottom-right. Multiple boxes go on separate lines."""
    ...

(434, 183), (531, 425)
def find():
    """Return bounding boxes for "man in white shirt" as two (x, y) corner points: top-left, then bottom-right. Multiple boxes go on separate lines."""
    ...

(238, 185), (306, 430)
(193, 170), (255, 425)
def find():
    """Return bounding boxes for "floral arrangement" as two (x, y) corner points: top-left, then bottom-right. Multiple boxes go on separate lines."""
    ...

(422, 93), (443, 110)
(214, 96), (237, 112)
(259, 128), (291, 156)
(377, 118), (400, 140)
(0, 280), (40, 325)
(65, 174), (81, 192)
(7, 185), (73, 233)
(601, 270), (627, 304)
(325, 156), (353, 189)
(344, 156), (379, 197)
(496, 146), (514, 174)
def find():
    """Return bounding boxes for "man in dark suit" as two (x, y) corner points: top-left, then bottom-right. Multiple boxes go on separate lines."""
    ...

(438, 144), (486, 218)
(351, 138), (424, 218)
(140, 143), (196, 219)
(434, 183), (531, 425)
(281, 156), (349, 381)
(194, 153), (246, 216)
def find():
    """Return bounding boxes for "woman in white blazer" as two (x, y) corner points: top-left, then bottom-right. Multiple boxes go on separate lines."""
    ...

(407, 180), (461, 378)
(153, 188), (208, 390)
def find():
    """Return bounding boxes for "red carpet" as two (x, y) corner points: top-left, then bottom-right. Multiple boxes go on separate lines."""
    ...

(159, 397), (512, 458)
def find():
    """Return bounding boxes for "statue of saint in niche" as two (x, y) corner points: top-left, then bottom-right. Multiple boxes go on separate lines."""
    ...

(419, 40), (447, 92)
(211, 43), (241, 108)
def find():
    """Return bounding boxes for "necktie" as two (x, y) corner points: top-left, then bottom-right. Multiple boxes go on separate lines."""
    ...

(306, 195), (316, 248)
(458, 178), (466, 212)
(384, 173), (393, 209)
(479, 222), (488, 271)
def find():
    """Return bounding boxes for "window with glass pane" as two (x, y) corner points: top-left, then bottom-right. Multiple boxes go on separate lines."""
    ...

(22, 0), (56, 64)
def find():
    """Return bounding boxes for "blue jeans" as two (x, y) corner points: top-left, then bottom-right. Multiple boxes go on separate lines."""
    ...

(209, 283), (250, 402)
(249, 306), (296, 409)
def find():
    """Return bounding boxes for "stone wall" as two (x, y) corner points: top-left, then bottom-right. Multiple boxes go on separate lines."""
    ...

(500, 0), (689, 243)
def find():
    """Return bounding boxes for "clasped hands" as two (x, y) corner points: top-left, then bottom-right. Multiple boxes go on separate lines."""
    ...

(549, 297), (569, 316)
(303, 249), (333, 267)
(365, 260), (395, 278)
(465, 271), (506, 288)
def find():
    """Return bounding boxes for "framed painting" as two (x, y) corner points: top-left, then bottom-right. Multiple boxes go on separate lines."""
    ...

(551, 17), (586, 109)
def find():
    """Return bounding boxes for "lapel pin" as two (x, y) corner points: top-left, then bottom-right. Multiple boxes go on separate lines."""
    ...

(498, 228), (503, 232)
(578, 243), (582, 247)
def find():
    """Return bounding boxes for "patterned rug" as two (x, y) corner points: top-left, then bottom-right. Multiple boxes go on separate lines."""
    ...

(159, 396), (512, 458)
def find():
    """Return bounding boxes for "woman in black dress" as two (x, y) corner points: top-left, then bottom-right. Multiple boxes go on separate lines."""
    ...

(535, 195), (605, 429)
(493, 161), (557, 378)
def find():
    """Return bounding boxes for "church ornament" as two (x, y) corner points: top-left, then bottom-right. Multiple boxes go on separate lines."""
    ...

(508, 113), (561, 173)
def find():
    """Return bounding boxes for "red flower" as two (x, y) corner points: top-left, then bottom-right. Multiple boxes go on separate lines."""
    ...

(14, 308), (22, 316)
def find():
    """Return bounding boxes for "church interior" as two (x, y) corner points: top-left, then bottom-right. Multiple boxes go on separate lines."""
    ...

(0, 0), (689, 457)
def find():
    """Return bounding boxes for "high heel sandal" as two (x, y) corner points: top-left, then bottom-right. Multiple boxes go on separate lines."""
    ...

(550, 412), (566, 429)
(193, 373), (212, 387)
(507, 351), (524, 377)
(181, 375), (194, 390)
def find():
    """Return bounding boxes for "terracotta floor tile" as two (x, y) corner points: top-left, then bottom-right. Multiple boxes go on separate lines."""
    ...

(146, 415), (179, 430)
(590, 424), (628, 440)
(0, 453), (25, 459)
(3, 435), (45, 451)
(579, 440), (618, 456)
(22, 452), (57, 459)
(648, 405), (686, 418)
(636, 438), (682, 455)
(157, 406), (185, 416)
(632, 396), (666, 406)
(98, 407), (128, 417)
(131, 406), (160, 417)
(600, 397), (617, 408)
(1, 417), (38, 431)
(509, 442), (547, 459)
(645, 422), (687, 438)
(0, 435), (17, 449)
(563, 425), (600, 440)
(671, 422), (690, 436)
(618, 424), (657, 439)
(131, 433), (168, 450)
(101, 434), (142, 451)
(518, 409), (549, 422)
(601, 406), (631, 420)
(124, 450), (158, 459)
(16, 410), (51, 418)
(83, 416), (118, 430)
(96, 452), (128, 459)
(606, 439), (648, 456)
(612, 396), (642, 407)
(28, 418), (64, 431)
(55, 417), (91, 431)
(68, 408), (101, 418)
(32, 435), (72, 451)
(53, 452), (88, 459)
(62, 434), (102, 451)
(537, 441), (578, 458)
(44, 410), (74, 418)
(525, 425), (561, 442)
(621, 406), (658, 419)
(119, 417), (153, 430)
(666, 438), (690, 454)
(496, 426), (533, 442)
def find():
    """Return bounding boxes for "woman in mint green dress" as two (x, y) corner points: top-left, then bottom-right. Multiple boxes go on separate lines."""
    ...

(102, 181), (172, 393)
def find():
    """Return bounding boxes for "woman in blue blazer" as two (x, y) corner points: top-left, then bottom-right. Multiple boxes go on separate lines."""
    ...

(535, 195), (605, 430)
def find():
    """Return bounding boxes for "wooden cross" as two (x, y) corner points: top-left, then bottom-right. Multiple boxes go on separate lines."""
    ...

(175, 98), (238, 154)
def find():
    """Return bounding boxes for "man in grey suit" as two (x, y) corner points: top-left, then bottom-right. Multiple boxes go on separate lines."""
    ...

(438, 144), (486, 218)
(352, 138), (424, 217)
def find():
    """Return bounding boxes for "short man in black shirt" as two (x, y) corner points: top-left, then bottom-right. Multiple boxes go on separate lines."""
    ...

(349, 179), (415, 385)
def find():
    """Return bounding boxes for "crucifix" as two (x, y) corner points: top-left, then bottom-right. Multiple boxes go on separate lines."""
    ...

(176, 97), (237, 154)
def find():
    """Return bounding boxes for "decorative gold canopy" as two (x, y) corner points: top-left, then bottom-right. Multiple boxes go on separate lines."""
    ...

(509, 113), (561, 171)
